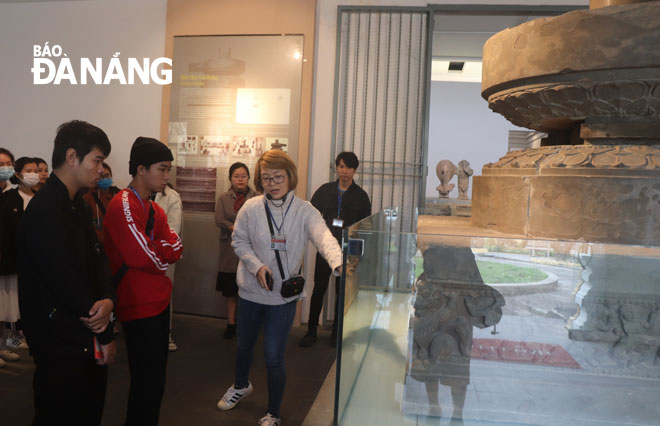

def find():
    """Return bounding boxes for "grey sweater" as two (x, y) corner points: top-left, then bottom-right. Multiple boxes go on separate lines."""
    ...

(232, 191), (342, 305)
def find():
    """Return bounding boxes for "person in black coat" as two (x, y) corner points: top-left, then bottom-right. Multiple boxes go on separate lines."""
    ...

(300, 152), (371, 347)
(0, 156), (41, 362)
(18, 120), (116, 426)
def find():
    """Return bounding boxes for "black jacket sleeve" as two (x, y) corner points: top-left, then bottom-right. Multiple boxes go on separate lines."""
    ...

(357, 188), (372, 222)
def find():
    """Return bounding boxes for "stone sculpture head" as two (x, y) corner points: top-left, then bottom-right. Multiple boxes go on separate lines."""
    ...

(436, 160), (456, 198)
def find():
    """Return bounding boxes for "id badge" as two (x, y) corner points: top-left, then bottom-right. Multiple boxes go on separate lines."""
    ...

(332, 218), (344, 228)
(271, 234), (287, 251)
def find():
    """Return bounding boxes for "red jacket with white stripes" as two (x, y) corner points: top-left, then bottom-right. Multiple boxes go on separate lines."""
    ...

(103, 189), (183, 322)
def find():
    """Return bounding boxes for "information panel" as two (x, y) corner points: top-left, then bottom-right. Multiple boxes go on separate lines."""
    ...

(169, 35), (303, 213)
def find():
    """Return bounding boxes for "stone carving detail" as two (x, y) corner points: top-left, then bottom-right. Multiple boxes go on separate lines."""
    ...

(410, 245), (505, 371)
(407, 245), (505, 420)
(457, 160), (473, 200)
(486, 80), (660, 133)
(481, 2), (660, 109)
(569, 298), (660, 366)
(435, 160), (456, 198)
(485, 144), (660, 171)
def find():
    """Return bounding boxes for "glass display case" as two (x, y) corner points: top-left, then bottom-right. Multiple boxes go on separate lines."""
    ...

(335, 208), (660, 426)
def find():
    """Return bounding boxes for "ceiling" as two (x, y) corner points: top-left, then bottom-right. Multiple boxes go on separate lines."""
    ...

(432, 14), (547, 60)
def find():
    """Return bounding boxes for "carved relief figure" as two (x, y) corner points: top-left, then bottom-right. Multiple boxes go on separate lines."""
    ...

(457, 160), (474, 200)
(407, 245), (505, 420)
(436, 160), (456, 198)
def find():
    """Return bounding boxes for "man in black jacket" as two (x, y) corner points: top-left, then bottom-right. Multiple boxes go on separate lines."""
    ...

(18, 120), (116, 426)
(300, 152), (371, 347)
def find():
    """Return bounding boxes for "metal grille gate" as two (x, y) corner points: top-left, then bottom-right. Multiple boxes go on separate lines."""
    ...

(332, 7), (431, 233)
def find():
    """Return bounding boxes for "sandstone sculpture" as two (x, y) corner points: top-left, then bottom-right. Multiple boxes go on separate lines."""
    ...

(457, 160), (473, 200)
(435, 160), (456, 198)
(407, 245), (504, 420)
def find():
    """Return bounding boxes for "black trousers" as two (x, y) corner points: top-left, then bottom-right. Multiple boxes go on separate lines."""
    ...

(307, 253), (340, 330)
(32, 349), (108, 426)
(122, 306), (170, 426)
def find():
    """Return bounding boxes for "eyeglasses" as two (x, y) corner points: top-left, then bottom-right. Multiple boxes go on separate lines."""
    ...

(261, 175), (286, 185)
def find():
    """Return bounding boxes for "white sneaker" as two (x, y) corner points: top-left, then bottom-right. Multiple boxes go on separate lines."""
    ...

(258, 413), (281, 426)
(0, 349), (20, 362)
(217, 382), (253, 411)
(6, 335), (28, 349)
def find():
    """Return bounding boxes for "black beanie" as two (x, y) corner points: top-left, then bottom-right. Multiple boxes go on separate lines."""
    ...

(129, 137), (173, 175)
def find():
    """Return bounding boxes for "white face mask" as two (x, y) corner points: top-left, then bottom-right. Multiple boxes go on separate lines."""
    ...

(20, 172), (40, 187)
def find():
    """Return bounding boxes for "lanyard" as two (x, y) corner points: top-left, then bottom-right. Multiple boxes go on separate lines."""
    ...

(337, 183), (346, 218)
(264, 194), (294, 234)
(128, 186), (154, 240)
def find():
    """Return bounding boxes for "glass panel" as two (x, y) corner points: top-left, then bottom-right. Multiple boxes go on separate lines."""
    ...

(336, 207), (660, 426)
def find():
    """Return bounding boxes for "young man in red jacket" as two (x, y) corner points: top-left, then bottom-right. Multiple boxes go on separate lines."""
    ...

(103, 137), (183, 426)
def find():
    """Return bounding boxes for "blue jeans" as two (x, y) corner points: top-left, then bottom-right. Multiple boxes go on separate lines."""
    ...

(235, 297), (297, 418)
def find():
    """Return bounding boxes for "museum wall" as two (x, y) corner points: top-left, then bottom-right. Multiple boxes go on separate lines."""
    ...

(426, 81), (525, 199)
(0, 0), (168, 188)
(162, 0), (317, 197)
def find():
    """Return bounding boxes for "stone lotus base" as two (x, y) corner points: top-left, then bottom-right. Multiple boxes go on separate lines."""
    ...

(470, 144), (660, 246)
(481, 2), (660, 134)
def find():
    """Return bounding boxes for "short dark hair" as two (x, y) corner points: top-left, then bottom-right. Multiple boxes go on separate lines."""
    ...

(52, 120), (111, 169)
(102, 162), (112, 176)
(0, 148), (15, 164)
(10, 157), (38, 184)
(33, 157), (47, 167)
(229, 162), (250, 180)
(335, 151), (359, 169)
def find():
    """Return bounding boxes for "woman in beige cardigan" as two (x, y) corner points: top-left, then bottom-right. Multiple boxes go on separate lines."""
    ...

(215, 162), (257, 339)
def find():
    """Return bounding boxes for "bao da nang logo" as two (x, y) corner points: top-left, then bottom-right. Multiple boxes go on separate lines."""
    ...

(31, 43), (172, 85)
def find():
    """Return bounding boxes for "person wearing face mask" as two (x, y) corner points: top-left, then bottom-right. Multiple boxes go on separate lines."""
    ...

(0, 148), (18, 368)
(214, 162), (257, 340)
(83, 162), (120, 243)
(32, 157), (49, 192)
(0, 157), (39, 366)
(216, 150), (341, 426)
(0, 148), (17, 197)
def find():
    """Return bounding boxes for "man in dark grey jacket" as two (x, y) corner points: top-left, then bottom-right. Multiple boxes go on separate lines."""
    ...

(300, 151), (371, 347)
(18, 120), (116, 426)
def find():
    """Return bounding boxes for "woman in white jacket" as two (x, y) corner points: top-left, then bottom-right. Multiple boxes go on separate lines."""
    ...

(216, 150), (341, 426)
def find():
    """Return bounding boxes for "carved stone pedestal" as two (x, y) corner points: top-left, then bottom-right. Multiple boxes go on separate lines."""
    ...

(568, 251), (660, 371)
(471, 145), (660, 245)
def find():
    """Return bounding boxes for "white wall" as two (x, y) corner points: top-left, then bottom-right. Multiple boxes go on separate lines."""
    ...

(426, 81), (525, 199)
(0, 0), (168, 187)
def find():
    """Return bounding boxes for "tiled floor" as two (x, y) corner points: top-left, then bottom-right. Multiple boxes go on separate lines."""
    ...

(0, 313), (338, 426)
